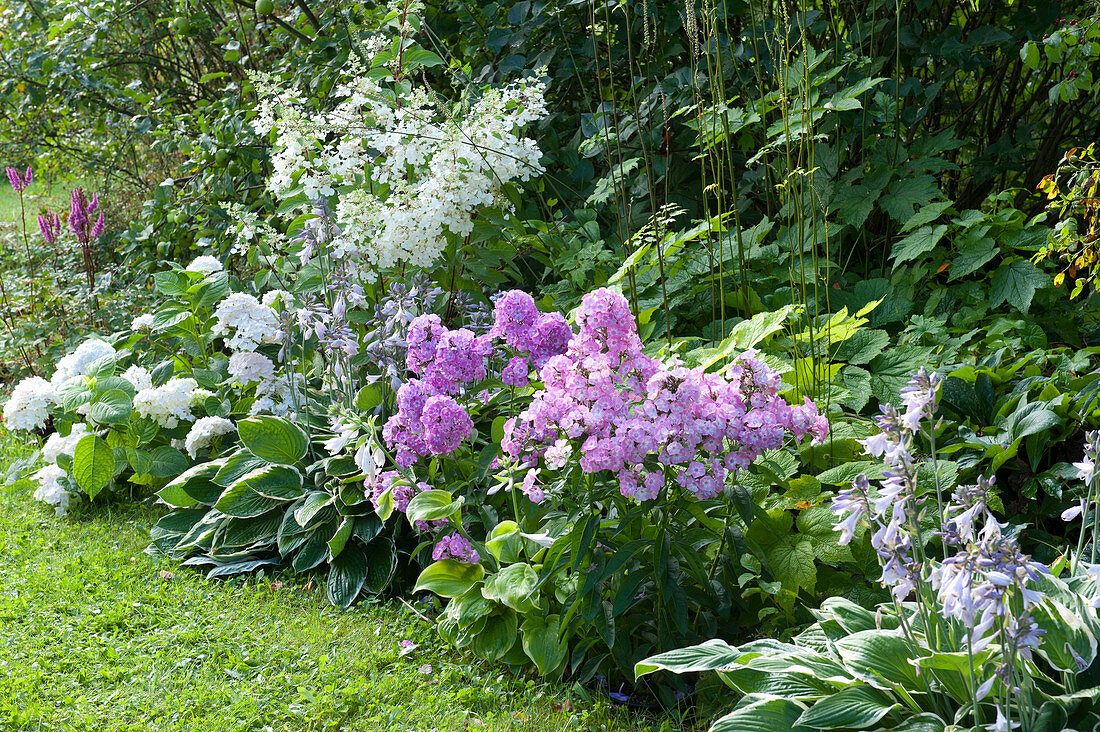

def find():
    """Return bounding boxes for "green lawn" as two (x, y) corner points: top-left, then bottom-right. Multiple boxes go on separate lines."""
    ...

(0, 432), (685, 732)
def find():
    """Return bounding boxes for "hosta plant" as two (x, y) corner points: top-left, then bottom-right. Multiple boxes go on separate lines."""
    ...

(638, 374), (1100, 731)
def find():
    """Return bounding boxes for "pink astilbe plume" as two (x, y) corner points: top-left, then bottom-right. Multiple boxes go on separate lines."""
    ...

(69, 187), (105, 244)
(37, 212), (62, 246)
(5, 166), (32, 192)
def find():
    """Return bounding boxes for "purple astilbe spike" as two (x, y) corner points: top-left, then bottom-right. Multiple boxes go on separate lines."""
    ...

(37, 212), (63, 246)
(69, 187), (105, 244)
(5, 166), (31, 192)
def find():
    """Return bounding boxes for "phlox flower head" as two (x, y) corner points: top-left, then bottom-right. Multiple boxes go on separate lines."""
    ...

(432, 534), (480, 564)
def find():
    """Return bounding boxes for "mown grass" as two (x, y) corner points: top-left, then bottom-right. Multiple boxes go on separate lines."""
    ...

(0, 431), (690, 732)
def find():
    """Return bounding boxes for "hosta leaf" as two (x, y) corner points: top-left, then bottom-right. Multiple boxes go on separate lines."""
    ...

(238, 416), (309, 465)
(327, 540), (370, 608)
(214, 465), (303, 518)
(794, 685), (898, 728)
(520, 613), (568, 676)
(414, 559), (484, 598)
(835, 630), (923, 686)
(636, 638), (742, 677)
(710, 697), (807, 732)
(362, 538), (397, 595)
(406, 489), (463, 523)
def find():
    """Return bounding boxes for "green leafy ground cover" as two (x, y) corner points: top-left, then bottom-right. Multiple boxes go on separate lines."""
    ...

(0, 431), (685, 732)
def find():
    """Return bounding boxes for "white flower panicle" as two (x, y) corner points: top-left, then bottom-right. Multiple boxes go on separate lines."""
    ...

(254, 59), (549, 270)
(134, 377), (200, 428)
(211, 293), (281, 352)
(184, 416), (236, 458)
(2, 376), (57, 432)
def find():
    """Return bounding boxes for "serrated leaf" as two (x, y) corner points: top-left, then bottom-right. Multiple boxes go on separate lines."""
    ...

(949, 237), (998, 281)
(891, 224), (948, 268)
(989, 259), (1050, 313)
(73, 434), (114, 499)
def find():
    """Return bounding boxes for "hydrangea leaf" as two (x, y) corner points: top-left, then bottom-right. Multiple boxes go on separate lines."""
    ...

(73, 434), (115, 500)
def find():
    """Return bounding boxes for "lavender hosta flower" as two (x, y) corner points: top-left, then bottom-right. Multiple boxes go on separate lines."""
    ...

(37, 211), (62, 246)
(5, 165), (31, 192)
(432, 534), (480, 564)
(831, 474), (872, 545)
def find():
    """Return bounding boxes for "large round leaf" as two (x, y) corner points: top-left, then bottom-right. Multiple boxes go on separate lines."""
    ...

(214, 465), (303, 518)
(88, 389), (133, 425)
(414, 559), (484, 598)
(238, 416), (309, 465)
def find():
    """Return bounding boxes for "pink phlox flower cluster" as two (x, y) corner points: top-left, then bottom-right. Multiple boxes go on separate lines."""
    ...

(383, 381), (474, 467)
(491, 291), (572, 379)
(406, 314), (492, 393)
(503, 288), (826, 501)
(432, 534), (480, 564)
(6, 166), (31, 192)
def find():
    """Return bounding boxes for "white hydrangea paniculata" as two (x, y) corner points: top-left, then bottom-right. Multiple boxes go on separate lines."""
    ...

(184, 416), (236, 458)
(251, 60), (549, 270)
(133, 377), (200, 428)
(41, 423), (89, 465)
(2, 376), (57, 432)
(51, 338), (116, 385)
(211, 293), (281, 352)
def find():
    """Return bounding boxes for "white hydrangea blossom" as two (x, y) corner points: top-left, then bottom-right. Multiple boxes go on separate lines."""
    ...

(133, 377), (200, 428)
(131, 313), (155, 331)
(228, 351), (276, 385)
(122, 365), (153, 392)
(33, 464), (71, 515)
(186, 255), (224, 275)
(250, 373), (304, 417)
(253, 60), (549, 270)
(211, 293), (281, 352)
(51, 339), (116, 385)
(184, 416), (236, 458)
(261, 290), (292, 309)
(41, 423), (89, 465)
(2, 376), (57, 432)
